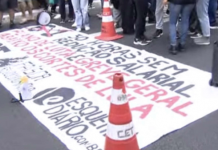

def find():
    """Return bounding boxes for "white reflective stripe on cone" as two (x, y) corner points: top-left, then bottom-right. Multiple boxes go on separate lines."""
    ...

(102, 16), (114, 22)
(106, 122), (135, 141)
(104, 1), (110, 7)
(110, 89), (128, 105)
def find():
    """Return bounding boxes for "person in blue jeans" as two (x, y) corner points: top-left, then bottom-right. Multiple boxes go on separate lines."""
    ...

(71, 0), (90, 31)
(208, 0), (218, 29)
(168, 0), (195, 55)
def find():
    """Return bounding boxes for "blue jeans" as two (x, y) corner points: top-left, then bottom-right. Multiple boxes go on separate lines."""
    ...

(196, 0), (210, 37)
(71, 0), (89, 28)
(169, 3), (194, 46)
(208, 0), (217, 25)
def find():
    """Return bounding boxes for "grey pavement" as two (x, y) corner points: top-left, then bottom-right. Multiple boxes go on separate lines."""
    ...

(1, 2), (218, 150)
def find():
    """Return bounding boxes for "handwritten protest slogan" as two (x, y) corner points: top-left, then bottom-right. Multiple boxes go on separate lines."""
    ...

(0, 24), (218, 150)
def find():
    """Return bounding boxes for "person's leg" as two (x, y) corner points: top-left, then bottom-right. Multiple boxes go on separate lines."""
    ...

(26, 0), (34, 20)
(208, 0), (218, 28)
(148, 0), (156, 23)
(194, 0), (210, 45)
(68, 0), (75, 22)
(133, 0), (150, 45)
(112, 7), (122, 28)
(196, 0), (210, 36)
(153, 0), (164, 38)
(169, 3), (182, 55)
(8, 0), (18, 28)
(0, 0), (8, 28)
(38, 0), (48, 10)
(96, 0), (104, 18)
(71, 0), (82, 31)
(18, 0), (27, 24)
(80, 0), (89, 29)
(59, 0), (66, 22)
(51, 4), (58, 13)
(120, 0), (135, 34)
(88, 0), (93, 7)
(179, 4), (195, 47)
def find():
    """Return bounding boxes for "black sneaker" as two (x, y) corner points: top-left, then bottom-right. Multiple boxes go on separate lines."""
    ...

(178, 43), (185, 52)
(210, 22), (218, 29)
(60, 19), (65, 23)
(153, 29), (163, 39)
(169, 45), (178, 55)
(134, 38), (149, 46)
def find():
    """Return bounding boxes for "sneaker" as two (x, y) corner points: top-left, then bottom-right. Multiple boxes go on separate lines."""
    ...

(190, 33), (202, 39)
(169, 45), (178, 55)
(76, 28), (81, 32)
(194, 37), (210, 45)
(28, 15), (35, 21)
(60, 19), (65, 23)
(152, 29), (163, 39)
(97, 13), (102, 18)
(20, 17), (27, 24)
(72, 22), (77, 27)
(210, 22), (218, 29)
(178, 43), (185, 52)
(85, 26), (90, 31)
(143, 36), (152, 43)
(133, 38), (149, 46)
(54, 14), (61, 19)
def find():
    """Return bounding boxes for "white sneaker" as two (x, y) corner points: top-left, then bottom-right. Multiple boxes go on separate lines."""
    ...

(28, 15), (35, 21)
(54, 14), (61, 19)
(20, 17), (27, 24)
(97, 13), (102, 18)
(76, 28), (81, 32)
(72, 22), (77, 27)
(85, 26), (90, 31)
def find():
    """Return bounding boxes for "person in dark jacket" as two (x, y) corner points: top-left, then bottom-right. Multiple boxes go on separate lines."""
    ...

(168, 0), (195, 55)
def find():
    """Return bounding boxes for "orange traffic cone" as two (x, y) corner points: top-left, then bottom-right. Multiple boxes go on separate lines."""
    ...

(95, 0), (123, 41)
(104, 73), (140, 150)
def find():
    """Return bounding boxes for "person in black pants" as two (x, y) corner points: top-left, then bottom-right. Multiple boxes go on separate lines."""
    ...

(133, 0), (152, 45)
(59, 0), (74, 23)
(120, 0), (135, 34)
(37, 0), (48, 10)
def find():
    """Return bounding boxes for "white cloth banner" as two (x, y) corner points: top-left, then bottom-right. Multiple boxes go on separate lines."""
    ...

(0, 24), (218, 150)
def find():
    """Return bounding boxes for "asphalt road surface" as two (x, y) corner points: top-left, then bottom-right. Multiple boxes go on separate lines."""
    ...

(1, 2), (218, 150)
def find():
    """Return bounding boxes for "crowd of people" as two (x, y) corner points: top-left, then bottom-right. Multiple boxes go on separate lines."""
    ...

(0, 0), (218, 55)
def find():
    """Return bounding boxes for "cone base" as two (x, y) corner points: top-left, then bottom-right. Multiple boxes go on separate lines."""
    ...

(104, 135), (140, 150)
(95, 34), (123, 41)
